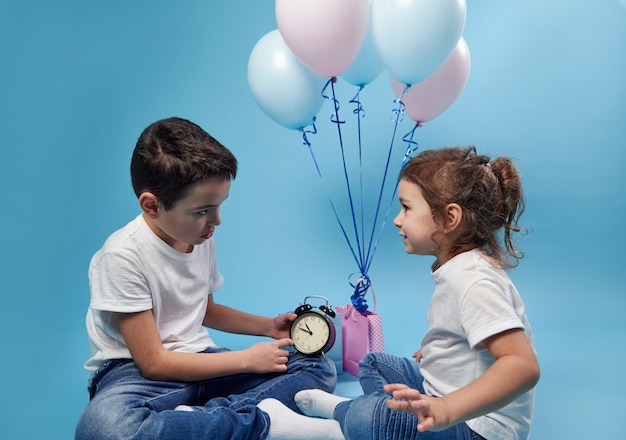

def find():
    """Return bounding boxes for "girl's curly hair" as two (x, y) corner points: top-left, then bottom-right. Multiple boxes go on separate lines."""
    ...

(400, 146), (525, 267)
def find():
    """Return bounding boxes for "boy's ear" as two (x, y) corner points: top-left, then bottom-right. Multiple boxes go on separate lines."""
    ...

(139, 192), (160, 218)
(444, 203), (463, 232)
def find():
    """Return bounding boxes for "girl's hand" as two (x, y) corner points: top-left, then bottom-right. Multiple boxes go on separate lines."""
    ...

(384, 384), (452, 432)
(269, 312), (297, 339)
(412, 349), (423, 362)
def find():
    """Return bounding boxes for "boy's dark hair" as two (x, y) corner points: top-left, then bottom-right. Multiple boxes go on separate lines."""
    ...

(131, 117), (238, 210)
(401, 146), (525, 267)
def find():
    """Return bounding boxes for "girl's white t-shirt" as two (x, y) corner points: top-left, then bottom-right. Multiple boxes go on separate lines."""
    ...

(84, 214), (223, 372)
(420, 249), (535, 439)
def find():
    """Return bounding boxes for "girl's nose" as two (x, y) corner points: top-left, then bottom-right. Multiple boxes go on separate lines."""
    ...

(393, 212), (401, 228)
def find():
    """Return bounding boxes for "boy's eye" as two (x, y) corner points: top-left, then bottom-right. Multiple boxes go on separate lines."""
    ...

(197, 206), (219, 216)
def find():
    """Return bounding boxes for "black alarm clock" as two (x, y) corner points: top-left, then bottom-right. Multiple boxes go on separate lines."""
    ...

(290, 295), (336, 356)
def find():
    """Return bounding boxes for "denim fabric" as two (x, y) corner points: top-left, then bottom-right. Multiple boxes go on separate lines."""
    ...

(333, 352), (485, 440)
(75, 347), (336, 440)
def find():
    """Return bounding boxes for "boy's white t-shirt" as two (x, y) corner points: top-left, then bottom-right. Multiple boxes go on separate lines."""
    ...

(420, 249), (535, 440)
(84, 214), (223, 372)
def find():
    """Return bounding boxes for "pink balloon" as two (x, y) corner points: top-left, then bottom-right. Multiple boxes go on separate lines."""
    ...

(391, 37), (471, 123)
(276, 0), (369, 78)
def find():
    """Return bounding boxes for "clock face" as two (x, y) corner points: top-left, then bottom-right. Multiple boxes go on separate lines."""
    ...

(291, 312), (334, 355)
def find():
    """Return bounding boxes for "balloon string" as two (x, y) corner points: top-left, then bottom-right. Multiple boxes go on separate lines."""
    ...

(347, 85), (415, 312)
(349, 86), (366, 270)
(349, 87), (365, 117)
(321, 78), (346, 126)
(347, 85), (420, 312)
(302, 84), (421, 315)
(299, 117), (318, 147)
(301, 85), (363, 274)
(364, 123), (421, 273)
(360, 85), (411, 274)
(304, 140), (363, 271)
(322, 78), (365, 271)
(401, 122), (420, 168)
(392, 84), (411, 123)
(346, 86), (378, 314)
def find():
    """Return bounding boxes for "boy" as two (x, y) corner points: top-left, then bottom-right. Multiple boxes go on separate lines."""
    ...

(75, 117), (336, 439)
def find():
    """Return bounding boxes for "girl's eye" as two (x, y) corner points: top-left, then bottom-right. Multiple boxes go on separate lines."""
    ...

(197, 209), (209, 216)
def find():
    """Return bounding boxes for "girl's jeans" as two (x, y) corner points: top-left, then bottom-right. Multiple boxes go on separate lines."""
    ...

(334, 352), (486, 440)
(75, 347), (336, 440)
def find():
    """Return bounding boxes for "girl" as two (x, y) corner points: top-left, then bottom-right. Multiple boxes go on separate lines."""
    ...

(258, 146), (540, 439)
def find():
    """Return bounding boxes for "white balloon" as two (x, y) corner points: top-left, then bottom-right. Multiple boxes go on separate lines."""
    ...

(371, 0), (466, 85)
(247, 30), (326, 130)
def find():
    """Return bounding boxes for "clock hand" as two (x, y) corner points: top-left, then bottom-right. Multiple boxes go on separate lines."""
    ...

(305, 323), (313, 334)
(298, 326), (313, 335)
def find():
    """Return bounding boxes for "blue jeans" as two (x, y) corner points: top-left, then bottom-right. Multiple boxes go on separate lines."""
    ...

(75, 347), (336, 440)
(333, 352), (485, 440)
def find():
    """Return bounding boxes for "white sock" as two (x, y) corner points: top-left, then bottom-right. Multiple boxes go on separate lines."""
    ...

(257, 398), (344, 440)
(295, 389), (350, 419)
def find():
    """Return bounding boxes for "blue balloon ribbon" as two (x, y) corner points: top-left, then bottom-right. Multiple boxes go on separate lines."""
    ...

(322, 78), (364, 275)
(349, 87), (366, 269)
(360, 88), (420, 280)
(401, 123), (420, 168)
(349, 273), (371, 314)
(300, 82), (420, 315)
(299, 117), (318, 147)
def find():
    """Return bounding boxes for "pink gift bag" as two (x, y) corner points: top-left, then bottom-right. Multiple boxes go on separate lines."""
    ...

(335, 304), (385, 376)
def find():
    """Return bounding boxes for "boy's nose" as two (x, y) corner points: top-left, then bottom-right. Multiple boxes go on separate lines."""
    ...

(211, 211), (221, 226)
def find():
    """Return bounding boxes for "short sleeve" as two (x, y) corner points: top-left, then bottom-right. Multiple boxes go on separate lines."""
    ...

(461, 279), (525, 349)
(89, 250), (153, 312)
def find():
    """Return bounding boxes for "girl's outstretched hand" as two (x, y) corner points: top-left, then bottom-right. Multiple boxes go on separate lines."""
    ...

(384, 384), (452, 432)
(412, 349), (423, 362)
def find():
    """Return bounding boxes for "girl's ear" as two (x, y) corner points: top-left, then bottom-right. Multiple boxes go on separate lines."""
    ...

(444, 203), (463, 232)
(139, 192), (160, 218)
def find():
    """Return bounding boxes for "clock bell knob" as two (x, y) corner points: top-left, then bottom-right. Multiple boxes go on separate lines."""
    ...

(319, 305), (336, 318)
(294, 304), (313, 315)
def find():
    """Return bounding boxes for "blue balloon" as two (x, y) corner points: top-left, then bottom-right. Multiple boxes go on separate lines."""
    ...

(340, 22), (384, 87)
(247, 30), (327, 130)
(371, 0), (466, 85)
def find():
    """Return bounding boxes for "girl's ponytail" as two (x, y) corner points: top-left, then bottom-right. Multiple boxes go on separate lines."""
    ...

(490, 157), (525, 266)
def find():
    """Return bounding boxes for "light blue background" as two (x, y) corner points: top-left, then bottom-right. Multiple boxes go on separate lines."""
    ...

(1, 1), (624, 438)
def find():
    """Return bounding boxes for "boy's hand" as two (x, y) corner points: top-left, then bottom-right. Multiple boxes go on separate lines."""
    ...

(244, 338), (293, 373)
(384, 383), (452, 432)
(269, 312), (297, 339)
